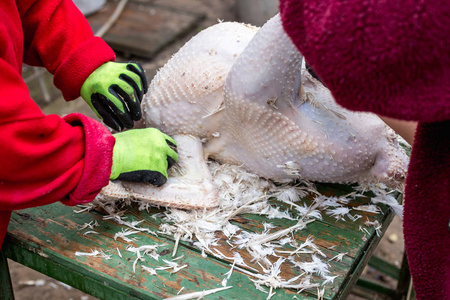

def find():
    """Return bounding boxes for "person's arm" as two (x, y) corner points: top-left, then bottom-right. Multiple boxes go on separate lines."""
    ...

(1, 0), (117, 208)
(0, 1), (176, 212)
(17, 0), (116, 100)
(0, 59), (177, 210)
(378, 115), (417, 145)
(0, 58), (115, 210)
(18, 0), (148, 131)
(0, 0), (116, 209)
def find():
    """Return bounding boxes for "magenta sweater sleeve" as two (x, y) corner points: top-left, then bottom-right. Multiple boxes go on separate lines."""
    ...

(279, 1), (450, 299)
(279, 0), (450, 122)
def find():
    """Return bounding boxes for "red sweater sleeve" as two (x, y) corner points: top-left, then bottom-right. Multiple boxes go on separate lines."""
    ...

(0, 0), (117, 211)
(0, 0), (117, 247)
(17, 0), (116, 100)
(0, 59), (115, 210)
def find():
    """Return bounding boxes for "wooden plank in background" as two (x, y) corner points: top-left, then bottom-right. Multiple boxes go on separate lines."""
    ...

(86, 1), (205, 58)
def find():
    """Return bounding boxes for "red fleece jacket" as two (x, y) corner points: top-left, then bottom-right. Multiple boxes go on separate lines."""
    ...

(0, 0), (116, 247)
(279, 1), (450, 299)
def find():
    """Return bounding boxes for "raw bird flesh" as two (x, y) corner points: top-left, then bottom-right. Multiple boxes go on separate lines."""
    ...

(98, 14), (409, 209)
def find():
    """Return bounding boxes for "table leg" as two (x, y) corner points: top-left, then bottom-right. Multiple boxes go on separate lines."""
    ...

(0, 247), (15, 300)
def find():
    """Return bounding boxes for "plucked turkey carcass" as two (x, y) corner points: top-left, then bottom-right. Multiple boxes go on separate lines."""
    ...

(98, 14), (409, 209)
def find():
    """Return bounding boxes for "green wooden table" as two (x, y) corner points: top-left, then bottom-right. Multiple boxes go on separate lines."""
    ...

(2, 183), (401, 300)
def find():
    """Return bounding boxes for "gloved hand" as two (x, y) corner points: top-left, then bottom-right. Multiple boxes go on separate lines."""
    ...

(110, 128), (178, 186)
(81, 61), (148, 131)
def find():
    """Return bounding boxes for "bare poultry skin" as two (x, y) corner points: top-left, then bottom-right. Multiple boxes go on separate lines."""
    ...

(99, 14), (409, 209)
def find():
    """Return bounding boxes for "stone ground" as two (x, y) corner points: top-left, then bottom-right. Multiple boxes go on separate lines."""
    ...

(9, 0), (406, 299)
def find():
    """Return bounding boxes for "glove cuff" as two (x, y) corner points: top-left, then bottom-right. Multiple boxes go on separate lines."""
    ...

(54, 37), (115, 101)
(110, 135), (122, 180)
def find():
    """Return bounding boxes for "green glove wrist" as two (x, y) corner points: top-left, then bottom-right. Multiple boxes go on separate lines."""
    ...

(81, 61), (148, 131)
(110, 128), (178, 186)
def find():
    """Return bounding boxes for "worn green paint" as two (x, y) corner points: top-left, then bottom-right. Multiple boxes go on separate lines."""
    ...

(368, 255), (401, 280)
(226, 210), (392, 300)
(5, 182), (399, 300)
(269, 183), (396, 234)
(6, 205), (307, 299)
(355, 252), (411, 299)
(334, 208), (395, 300)
(355, 278), (398, 298)
(270, 197), (384, 233)
(234, 214), (367, 257)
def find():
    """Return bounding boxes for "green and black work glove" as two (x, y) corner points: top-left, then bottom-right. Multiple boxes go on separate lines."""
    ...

(81, 61), (148, 131)
(110, 128), (178, 186)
